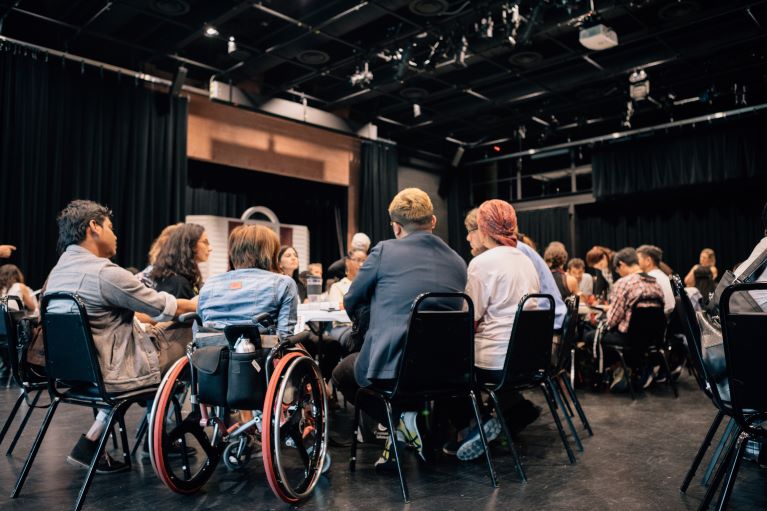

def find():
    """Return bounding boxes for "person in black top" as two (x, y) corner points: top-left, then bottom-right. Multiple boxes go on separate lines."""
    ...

(278, 245), (307, 302)
(149, 223), (211, 299)
(543, 241), (578, 300)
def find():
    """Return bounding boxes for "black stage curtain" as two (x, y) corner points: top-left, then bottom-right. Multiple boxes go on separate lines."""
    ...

(515, 207), (571, 256)
(592, 116), (767, 199)
(0, 43), (187, 288)
(359, 141), (397, 246)
(439, 168), (472, 260)
(575, 183), (766, 275)
(186, 160), (347, 272)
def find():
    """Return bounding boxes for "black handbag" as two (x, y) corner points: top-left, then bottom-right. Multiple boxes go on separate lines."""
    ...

(192, 345), (229, 407)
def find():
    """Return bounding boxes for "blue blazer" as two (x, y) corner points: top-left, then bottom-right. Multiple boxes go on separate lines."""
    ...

(344, 230), (467, 386)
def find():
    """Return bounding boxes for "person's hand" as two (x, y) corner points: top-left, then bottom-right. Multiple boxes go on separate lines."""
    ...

(0, 245), (16, 258)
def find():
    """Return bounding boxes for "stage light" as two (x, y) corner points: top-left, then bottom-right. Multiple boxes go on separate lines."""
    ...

(350, 62), (373, 87)
(629, 69), (649, 101)
(227, 36), (237, 54)
(204, 24), (219, 37)
(493, 145), (502, 152)
(413, 103), (422, 118)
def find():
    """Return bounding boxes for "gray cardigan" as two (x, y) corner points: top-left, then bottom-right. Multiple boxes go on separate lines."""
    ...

(45, 245), (177, 392)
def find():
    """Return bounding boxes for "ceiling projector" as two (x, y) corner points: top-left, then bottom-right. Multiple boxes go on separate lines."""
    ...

(579, 24), (618, 51)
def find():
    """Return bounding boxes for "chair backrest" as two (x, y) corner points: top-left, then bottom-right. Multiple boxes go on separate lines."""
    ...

(499, 294), (556, 389)
(392, 292), (474, 399)
(0, 296), (24, 385)
(553, 295), (579, 372)
(40, 292), (109, 401)
(720, 282), (767, 434)
(670, 275), (710, 393)
(626, 301), (666, 350)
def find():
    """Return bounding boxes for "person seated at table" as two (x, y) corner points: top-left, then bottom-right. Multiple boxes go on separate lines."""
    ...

(327, 232), (371, 281)
(198, 225), (298, 338)
(45, 200), (198, 474)
(149, 223), (211, 299)
(452, 199), (541, 461)
(278, 245), (307, 303)
(684, 248), (718, 300)
(332, 187), (467, 470)
(327, 249), (367, 307)
(567, 258), (593, 298)
(544, 242), (578, 300)
(136, 223), (183, 288)
(0, 263), (38, 313)
(586, 245), (617, 301)
(636, 245), (675, 317)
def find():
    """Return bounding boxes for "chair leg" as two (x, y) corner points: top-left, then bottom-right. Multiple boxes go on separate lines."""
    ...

(130, 413), (148, 458)
(703, 417), (736, 487)
(382, 400), (409, 503)
(714, 432), (748, 511)
(487, 388), (526, 482)
(0, 390), (26, 447)
(657, 348), (679, 398)
(74, 406), (121, 511)
(349, 403), (360, 471)
(614, 350), (636, 400)
(7, 389), (42, 456)
(699, 424), (741, 511)
(560, 374), (593, 436)
(11, 397), (60, 498)
(680, 410), (724, 493)
(117, 413), (131, 469)
(555, 377), (575, 418)
(549, 378), (583, 452)
(468, 389), (498, 488)
(540, 382), (576, 464)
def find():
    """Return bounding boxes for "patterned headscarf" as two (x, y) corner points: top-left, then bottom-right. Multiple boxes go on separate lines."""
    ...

(477, 199), (518, 248)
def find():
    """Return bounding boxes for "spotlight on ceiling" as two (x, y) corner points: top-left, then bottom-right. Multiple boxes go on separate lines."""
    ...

(227, 36), (237, 54)
(350, 62), (373, 87)
(629, 69), (650, 101)
(413, 103), (422, 118)
(203, 24), (219, 37)
(579, 23), (618, 51)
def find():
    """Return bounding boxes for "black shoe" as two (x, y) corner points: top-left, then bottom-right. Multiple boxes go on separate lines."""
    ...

(505, 399), (542, 436)
(67, 435), (130, 474)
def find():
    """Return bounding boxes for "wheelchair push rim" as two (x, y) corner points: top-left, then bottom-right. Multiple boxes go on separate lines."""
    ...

(148, 356), (220, 494)
(262, 351), (328, 503)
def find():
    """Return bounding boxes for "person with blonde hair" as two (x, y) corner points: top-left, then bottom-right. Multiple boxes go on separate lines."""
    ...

(197, 225), (297, 337)
(684, 248), (719, 299)
(332, 187), (467, 470)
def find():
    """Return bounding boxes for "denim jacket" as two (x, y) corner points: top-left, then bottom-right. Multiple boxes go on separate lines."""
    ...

(198, 268), (298, 338)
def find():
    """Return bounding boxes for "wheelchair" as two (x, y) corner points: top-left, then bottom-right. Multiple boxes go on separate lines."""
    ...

(147, 313), (329, 504)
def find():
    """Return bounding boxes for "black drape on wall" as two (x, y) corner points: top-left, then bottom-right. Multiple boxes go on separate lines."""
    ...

(439, 168), (472, 260)
(515, 207), (571, 256)
(0, 43), (187, 287)
(592, 116), (767, 199)
(359, 141), (398, 246)
(575, 185), (766, 275)
(186, 160), (347, 272)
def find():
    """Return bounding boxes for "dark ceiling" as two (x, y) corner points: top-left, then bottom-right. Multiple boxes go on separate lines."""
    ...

(1, 0), (766, 164)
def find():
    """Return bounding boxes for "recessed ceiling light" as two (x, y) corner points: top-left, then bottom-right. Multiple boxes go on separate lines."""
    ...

(297, 50), (330, 66)
(508, 51), (543, 67)
(150, 0), (190, 17)
(408, 0), (449, 16)
(203, 25), (219, 37)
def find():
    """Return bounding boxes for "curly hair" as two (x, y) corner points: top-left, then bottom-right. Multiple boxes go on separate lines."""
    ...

(0, 264), (24, 294)
(543, 241), (569, 269)
(150, 223), (204, 289)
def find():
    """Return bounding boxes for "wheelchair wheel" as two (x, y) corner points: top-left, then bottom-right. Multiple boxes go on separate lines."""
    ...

(262, 352), (328, 503)
(148, 356), (221, 493)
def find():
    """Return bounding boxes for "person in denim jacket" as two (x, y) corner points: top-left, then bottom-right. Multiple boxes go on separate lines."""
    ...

(198, 224), (298, 338)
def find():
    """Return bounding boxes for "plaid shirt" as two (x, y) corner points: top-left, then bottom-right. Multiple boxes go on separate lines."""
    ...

(607, 272), (665, 333)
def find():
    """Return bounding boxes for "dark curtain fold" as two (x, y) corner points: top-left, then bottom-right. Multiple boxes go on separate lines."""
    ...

(186, 160), (347, 272)
(592, 116), (767, 199)
(515, 207), (571, 256)
(0, 43), (187, 288)
(359, 141), (398, 245)
(439, 168), (472, 260)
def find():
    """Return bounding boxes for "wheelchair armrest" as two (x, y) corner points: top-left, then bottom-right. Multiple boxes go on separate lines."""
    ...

(252, 312), (273, 327)
(179, 312), (202, 325)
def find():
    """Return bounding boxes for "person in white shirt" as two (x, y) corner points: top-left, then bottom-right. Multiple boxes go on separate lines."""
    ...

(453, 199), (540, 461)
(327, 249), (367, 307)
(567, 258), (593, 298)
(733, 204), (767, 310)
(636, 245), (675, 317)
(0, 264), (38, 313)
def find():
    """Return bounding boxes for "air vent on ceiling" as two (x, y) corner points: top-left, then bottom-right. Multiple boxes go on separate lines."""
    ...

(658, 0), (700, 21)
(150, 0), (190, 16)
(400, 87), (429, 100)
(508, 51), (543, 67)
(409, 0), (449, 16)
(297, 50), (330, 66)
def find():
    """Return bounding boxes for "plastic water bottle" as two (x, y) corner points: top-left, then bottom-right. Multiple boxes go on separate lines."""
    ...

(234, 335), (256, 423)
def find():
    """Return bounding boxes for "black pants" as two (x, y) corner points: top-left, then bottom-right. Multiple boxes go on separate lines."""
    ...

(331, 353), (421, 426)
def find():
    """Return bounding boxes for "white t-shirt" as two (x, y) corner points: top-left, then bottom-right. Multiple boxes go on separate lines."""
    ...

(327, 277), (352, 307)
(466, 246), (541, 370)
(734, 236), (767, 311)
(1, 282), (38, 315)
(648, 268), (675, 317)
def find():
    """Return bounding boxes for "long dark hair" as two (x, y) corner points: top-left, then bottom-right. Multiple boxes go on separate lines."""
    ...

(150, 223), (204, 289)
(0, 264), (24, 293)
(278, 245), (299, 279)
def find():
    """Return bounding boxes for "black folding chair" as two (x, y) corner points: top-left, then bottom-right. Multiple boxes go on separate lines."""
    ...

(702, 282), (767, 511)
(0, 296), (48, 456)
(486, 293), (576, 476)
(349, 292), (496, 503)
(10, 292), (158, 511)
(602, 302), (673, 399)
(551, 295), (593, 440)
(671, 275), (736, 497)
